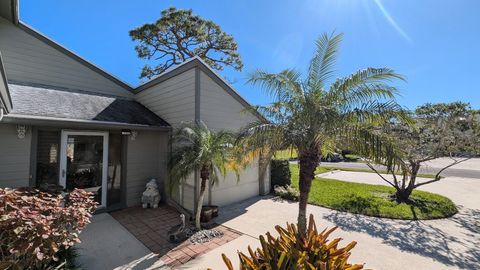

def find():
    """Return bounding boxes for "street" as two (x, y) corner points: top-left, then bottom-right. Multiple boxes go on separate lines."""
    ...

(319, 158), (480, 179)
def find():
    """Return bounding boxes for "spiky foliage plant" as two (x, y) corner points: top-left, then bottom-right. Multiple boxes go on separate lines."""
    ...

(222, 214), (364, 270)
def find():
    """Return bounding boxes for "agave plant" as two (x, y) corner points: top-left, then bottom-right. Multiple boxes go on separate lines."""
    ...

(222, 214), (364, 270)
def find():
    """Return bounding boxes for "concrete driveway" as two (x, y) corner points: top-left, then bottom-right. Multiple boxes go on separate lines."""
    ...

(76, 213), (168, 270)
(183, 172), (480, 269)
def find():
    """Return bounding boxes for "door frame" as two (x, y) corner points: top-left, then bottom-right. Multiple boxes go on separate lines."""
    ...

(59, 130), (109, 208)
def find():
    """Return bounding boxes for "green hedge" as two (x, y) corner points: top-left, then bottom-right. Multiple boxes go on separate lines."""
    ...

(270, 159), (291, 190)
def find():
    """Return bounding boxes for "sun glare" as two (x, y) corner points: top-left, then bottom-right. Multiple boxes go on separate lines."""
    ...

(373, 0), (413, 43)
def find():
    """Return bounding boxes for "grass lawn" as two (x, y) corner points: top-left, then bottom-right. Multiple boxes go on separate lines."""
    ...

(274, 149), (298, 159)
(289, 164), (457, 220)
(273, 150), (437, 179)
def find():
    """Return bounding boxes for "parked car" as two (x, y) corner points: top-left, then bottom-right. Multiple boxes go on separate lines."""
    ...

(321, 152), (344, 162)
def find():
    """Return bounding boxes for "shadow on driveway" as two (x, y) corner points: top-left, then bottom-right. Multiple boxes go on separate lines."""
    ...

(324, 205), (480, 269)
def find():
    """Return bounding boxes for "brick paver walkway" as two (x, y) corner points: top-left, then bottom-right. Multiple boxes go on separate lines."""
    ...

(111, 205), (242, 268)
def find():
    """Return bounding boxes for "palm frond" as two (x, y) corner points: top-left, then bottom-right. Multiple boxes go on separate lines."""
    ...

(247, 103), (289, 124)
(307, 32), (343, 88)
(342, 126), (407, 172)
(329, 68), (404, 106)
(247, 69), (304, 102)
(236, 121), (288, 154)
(169, 121), (241, 190)
(342, 100), (411, 125)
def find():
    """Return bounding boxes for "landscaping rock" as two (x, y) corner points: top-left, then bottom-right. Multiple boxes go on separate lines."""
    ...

(188, 229), (224, 244)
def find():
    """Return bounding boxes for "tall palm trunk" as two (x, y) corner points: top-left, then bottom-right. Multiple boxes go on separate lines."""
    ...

(195, 165), (210, 230)
(297, 148), (320, 235)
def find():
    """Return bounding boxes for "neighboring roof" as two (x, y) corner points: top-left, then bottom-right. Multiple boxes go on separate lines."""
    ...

(0, 52), (12, 113)
(4, 83), (170, 129)
(134, 56), (267, 122)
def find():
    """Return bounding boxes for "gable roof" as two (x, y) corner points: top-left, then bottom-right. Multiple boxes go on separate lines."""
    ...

(134, 56), (266, 122)
(5, 83), (169, 129)
(0, 2), (266, 123)
(18, 22), (134, 91)
(1, 0), (133, 92)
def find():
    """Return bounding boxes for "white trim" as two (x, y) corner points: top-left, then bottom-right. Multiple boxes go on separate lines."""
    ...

(59, 130), (109, 208)
(135, 57), (198, 90)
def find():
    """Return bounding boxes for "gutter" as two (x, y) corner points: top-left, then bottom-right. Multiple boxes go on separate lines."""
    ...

(3, 114), (172, 131)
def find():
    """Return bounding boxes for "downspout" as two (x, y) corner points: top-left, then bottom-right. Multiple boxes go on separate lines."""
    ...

(0, 107), (3, 121)
(194, 66), (202, 209)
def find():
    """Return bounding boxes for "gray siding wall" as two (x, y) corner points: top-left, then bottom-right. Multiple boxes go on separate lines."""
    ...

(0, 18), (132, 98)
(134, 66), (267, 209)
(199, 70), (264, 206)
(135, 69), (196, 127)
(126, 130), (169, 207)
(199, 70), (258, 131)
(0, 123), (31, 188)
(134, 69), (196, 211)
(211, 160), (260, 206)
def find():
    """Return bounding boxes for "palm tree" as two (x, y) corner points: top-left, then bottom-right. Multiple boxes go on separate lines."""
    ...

(169, 121), (240, 230)
(237, 33), (408, 234)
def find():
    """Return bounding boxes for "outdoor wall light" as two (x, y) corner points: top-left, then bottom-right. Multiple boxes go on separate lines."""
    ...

(121, 129), (137, 140)
(121, 129), (132, 135)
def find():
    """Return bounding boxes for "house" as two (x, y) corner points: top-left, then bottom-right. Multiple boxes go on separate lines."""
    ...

(0, 0), (270, 213)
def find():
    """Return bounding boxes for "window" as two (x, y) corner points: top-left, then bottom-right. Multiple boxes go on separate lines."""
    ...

(107, 133), (123, 207)
(36, 130), (60, 187)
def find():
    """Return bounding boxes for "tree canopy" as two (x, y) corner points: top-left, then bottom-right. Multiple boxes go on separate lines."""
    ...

(377, 102), (479, 166)
(365, 102), (480, 202)
(130, 7), (243, 79)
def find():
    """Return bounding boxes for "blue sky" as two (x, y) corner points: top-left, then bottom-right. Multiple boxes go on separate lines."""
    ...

(21, 0), (480, 109)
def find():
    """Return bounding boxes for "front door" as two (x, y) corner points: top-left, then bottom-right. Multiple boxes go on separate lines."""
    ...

(59, 131), (109, 208)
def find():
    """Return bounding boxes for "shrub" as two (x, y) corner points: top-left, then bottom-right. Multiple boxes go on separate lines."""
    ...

(270, 159), (291, 190)
(222, 214), (364, 270)
(0, 188), (96, 269)
(274, 185), (299, 201)
(344, 154), (360, 162)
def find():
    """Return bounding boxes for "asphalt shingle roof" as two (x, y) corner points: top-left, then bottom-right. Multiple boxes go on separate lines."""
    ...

(9, 83), (169, 127)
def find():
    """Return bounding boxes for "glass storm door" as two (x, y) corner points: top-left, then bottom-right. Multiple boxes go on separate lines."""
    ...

(59, 131), (109, 208)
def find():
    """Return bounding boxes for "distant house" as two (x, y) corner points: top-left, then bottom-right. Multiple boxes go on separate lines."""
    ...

(0, 0), (270, 213)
